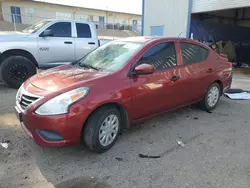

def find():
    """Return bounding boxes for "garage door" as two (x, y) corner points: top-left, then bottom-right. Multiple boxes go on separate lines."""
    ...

(143, 0), (191, 38)
(192, 0), (250, 13)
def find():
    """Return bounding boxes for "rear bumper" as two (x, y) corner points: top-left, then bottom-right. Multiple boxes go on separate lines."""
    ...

(223, 86), (231, 93)
(222, 72), (233, 94)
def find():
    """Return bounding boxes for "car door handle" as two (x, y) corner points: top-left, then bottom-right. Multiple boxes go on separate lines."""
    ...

(171, 75), (180, 82)
(64, 41), (73, 44)
(207, 68), (213, 73)
(88, 42), (96, 45)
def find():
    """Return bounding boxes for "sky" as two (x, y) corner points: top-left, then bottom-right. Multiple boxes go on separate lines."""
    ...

(35, 0), (142, 15)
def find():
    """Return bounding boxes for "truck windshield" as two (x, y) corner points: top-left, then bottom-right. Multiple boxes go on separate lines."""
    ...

(22, 21), (51, 34)
(78, 41), (143, 72)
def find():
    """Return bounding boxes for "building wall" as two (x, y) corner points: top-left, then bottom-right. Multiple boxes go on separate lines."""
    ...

(192, 0), (250, 13)
(0, 2), (3, 21)
(143, 0), (190, 37)
(1, 0), (141, 26)
(237, 8), (250, 27)
(237, 20), (250, 27)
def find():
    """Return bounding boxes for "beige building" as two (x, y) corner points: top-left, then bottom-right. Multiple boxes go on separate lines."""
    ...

(0, 0), (141, 32)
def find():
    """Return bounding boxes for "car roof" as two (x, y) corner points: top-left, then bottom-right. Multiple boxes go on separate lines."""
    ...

(116, 36), (210, 50)
(117, 36), (188, 44)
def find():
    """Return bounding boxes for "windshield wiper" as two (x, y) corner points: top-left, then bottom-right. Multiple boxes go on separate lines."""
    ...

(79, 63), (100, 70)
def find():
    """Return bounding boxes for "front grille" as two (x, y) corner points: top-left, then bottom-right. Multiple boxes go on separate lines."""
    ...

(16, 85), (41, 111)
(20, 94), (39, 110)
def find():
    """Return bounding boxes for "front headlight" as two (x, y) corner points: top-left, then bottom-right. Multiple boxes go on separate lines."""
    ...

(16, 83), (23, 101)
(35, 87), (89, 115)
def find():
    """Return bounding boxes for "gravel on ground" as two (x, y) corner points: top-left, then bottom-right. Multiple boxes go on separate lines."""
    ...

(1, 75), (250, 188)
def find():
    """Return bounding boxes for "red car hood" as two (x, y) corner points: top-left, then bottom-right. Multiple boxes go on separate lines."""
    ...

(28, 65), (109, 92)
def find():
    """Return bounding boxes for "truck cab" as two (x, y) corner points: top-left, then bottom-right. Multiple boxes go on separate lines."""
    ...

(0, 19), (99, 88)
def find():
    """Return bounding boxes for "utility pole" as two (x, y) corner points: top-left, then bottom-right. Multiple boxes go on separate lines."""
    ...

(72, 8), (79, 20)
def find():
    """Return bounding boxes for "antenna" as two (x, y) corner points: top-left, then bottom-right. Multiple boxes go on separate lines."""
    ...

(178, 32), (182, 37)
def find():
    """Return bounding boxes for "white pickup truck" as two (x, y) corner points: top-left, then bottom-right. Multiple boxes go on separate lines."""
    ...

(0, 19), (100, 88)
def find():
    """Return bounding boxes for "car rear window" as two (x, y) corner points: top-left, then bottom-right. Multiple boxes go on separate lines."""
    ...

(76, 23), (91, 38)
(180, 42), (209, 64)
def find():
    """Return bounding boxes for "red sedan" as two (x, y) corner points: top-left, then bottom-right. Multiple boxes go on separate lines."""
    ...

(15, 37), (232, 153)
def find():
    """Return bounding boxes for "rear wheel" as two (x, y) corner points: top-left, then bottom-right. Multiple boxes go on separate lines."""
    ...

(0, 56), (37, 88)
(200, 83), (221, 112)
(83, 106), (121, 153)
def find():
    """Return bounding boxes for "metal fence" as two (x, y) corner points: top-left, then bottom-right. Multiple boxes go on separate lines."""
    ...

(0, 12), (141, 38)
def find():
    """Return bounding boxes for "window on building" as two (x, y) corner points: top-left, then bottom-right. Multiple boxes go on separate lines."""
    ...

(88, 15), (93, 22)
(25, 8), (35, 20)
(132, 20), (138, 31)
(80, 14), (89, 21)
(93, 15), (99, 22)
(56, 12), (72, 19)
(10, 6), (22, 24)
(46, 22), (71, 37)
(99, 16), (105, 29)
(180, 42), (209, 64)
(108, 12), (113, 17)
(76, 23), (91, 38)
(140, 42), (177, 70)
(151, 26), (164, 36)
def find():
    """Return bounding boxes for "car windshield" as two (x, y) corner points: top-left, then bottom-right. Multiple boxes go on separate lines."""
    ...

(78, 41), (144, 72)
(22, 20), (51, 34)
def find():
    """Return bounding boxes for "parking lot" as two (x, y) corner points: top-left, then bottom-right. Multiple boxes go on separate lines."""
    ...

(1, 75), (250, 188)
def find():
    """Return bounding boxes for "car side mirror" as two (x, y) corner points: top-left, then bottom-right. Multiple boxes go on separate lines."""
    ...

(41, 29), (53, 37)
(134, 63), (155, 75)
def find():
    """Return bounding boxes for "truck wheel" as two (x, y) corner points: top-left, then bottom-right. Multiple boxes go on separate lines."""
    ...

(0, 56), (37, 88)
(83, 106), (121, 153)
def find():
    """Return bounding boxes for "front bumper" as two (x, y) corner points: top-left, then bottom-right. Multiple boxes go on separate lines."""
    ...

(15, 103), (91, 147)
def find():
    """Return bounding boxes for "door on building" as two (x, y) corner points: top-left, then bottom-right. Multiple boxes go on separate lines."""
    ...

(37, 22), (75, 67)
(99, 16), (105, 29)
(132, 20), (138, 31)
(151, 26), (164, 36)
(10, 6), (22, 24)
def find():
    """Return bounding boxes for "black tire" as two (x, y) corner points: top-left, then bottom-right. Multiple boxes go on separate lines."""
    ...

(200, 82), (221, 112)
(0, 56), (37, 88)
(83, 106), (121, 153)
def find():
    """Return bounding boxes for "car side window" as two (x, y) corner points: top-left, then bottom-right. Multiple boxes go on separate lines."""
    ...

(46, 22), (71, 37)
(180, 42), (209, 64)
(76, 23), (92, 38)
(139, 42), (177, 70)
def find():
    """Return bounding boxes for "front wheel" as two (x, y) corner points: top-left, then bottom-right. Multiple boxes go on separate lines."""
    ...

(0, 56), (37, 88)
(83, 106), (121, 153)
(200, 83), (221, 112)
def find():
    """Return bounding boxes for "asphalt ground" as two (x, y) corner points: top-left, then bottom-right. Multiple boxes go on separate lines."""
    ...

(0, 75), (250, 188)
